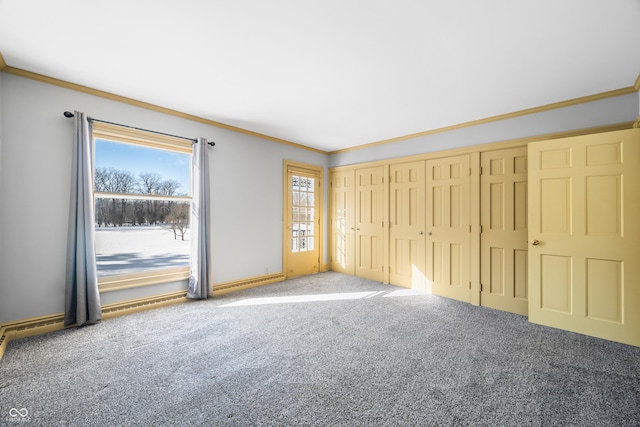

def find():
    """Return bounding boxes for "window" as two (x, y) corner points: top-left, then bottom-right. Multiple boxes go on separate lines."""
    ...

(291, 175), (316, 252)
(92, 122), (192, 291)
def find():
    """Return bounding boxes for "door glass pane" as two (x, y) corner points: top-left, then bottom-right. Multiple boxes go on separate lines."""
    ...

(290, 171), (319, 254)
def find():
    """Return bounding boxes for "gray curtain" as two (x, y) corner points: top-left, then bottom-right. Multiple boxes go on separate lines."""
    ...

(188, 137), (212, 299)
(64, 111), (102, 326)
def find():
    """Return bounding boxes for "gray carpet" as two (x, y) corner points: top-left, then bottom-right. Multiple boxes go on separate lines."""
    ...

(1, 272), (639, 426)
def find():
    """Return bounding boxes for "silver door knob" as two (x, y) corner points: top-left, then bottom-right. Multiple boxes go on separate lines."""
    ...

(530, 240), (541, 246)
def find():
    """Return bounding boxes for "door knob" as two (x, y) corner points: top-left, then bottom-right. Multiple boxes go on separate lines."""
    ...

(419, 231), (424, 235)
(530, 239), (541, 246)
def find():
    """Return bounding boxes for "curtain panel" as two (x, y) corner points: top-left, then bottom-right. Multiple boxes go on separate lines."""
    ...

(188, 137), (212, 299)
(64, 111), (102, 326)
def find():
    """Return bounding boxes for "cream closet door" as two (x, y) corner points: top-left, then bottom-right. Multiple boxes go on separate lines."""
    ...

(355, 166), (385, 282)
(426, 155), (471, 302)
(389, 161), (426, 289)
(480, 147), (529, 315)
(528, 129), (640, 346)
(330, 170), (355, 275)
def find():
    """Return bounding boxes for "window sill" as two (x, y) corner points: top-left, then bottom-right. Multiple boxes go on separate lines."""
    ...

(98, 267), (190, 293)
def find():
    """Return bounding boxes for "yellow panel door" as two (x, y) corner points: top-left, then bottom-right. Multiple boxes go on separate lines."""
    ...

(330, 170), (355, 275)
(528, 129), (640, 346)
(389, 161), (426, 289)
(286, 168), (321, 278)
(355, 166), (385, 282)
(480, 147), (529, 315)
(426, 155), (471, 302)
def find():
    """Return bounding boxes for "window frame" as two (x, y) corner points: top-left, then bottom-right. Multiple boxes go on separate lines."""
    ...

(92, 121), (192, 292)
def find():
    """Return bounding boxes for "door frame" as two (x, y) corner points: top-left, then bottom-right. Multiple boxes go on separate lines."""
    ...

(283, 160), (324, 279)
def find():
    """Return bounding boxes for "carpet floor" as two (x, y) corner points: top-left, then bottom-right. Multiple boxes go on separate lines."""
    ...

(1, 272), (639, 426)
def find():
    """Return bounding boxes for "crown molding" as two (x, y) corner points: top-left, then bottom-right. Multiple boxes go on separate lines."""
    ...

(330, 85), (639, 155)
(0, 63), (327, 155)
(1, 51), (638, 156)
(329, 121), (635, 171)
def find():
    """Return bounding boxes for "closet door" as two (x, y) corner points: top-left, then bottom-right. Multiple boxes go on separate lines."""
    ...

(330, 170), (355, 275)
(389, 161), (426, 289)
(426, 155), (471, 302)
(528, 129), (640, 346)
(355, 166), (385, 282)
(480, 147), (529, 315)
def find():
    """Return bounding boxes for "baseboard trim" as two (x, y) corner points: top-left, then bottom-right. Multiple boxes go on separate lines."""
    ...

(0, 272), (288, 362)
(101, 290), (188, 320)
(0, 290), (187, 362)
(212, 272), (286, 296)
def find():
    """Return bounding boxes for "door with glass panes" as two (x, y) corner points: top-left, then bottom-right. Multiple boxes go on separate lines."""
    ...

(286, 166), (321, 278)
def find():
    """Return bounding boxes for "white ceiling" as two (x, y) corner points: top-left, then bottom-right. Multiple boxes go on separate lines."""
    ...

(1, 1), (639, 152)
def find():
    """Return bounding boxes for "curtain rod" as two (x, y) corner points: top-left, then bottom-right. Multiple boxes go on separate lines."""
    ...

(63, 111), (215, 146)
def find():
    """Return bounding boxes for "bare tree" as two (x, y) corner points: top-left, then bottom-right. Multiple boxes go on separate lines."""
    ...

(159, 179), (181, 196)
(164, 203), (190, 240)
(139, 173), (162, 224)
(94, 167), (112, 227)
(111, 170), (136, 226)
(138, 173), (162, 195)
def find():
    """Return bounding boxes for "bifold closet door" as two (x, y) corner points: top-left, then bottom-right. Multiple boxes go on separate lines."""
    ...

(528, 129), (640, 346)
(389, 161), (426, 290)
(480, 147), (529, 315)
(330, 170), (355, 275)
(355, 166), (385, 282)
(425, 155), (471, 302)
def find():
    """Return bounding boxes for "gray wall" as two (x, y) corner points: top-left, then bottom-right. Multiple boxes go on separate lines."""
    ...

(0, 73), (328, 323)
(1, 70), (637, 325)
(330, 92), (640, 167)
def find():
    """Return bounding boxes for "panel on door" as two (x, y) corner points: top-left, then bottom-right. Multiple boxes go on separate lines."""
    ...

(287, 169), (320, 278)
(355, 166), (385, 282)
(330, 170), (355, 275)
(528, 129), (640, 346)
(426, 155), (471, 302)
(480, 147), (528, 315)
(389, 161), (426, 289)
